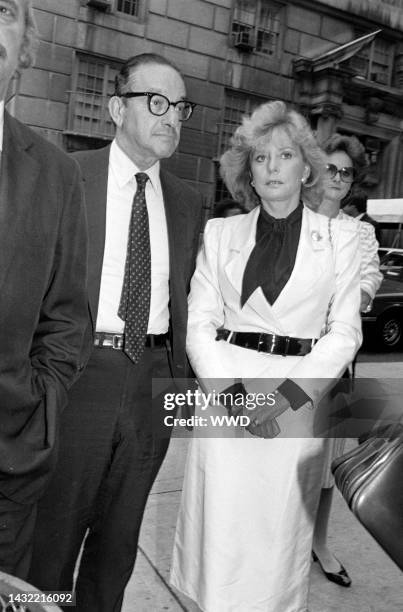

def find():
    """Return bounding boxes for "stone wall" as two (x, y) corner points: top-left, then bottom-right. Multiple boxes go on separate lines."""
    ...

(9, 0), (403, 200)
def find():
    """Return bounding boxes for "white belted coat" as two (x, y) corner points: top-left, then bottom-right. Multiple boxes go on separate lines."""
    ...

(171, 205), (362, 612)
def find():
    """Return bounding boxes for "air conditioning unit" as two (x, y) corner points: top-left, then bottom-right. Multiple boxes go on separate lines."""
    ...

(87, 0), (111, 11)
(232, 27), (254, 52)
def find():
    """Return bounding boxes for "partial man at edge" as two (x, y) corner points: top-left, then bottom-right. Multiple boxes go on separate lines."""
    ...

(0, 0), (89, 580)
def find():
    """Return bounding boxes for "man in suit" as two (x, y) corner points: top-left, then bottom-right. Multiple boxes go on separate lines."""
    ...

(30, 53), (204, 611)
(0, 0), (88, 579)
(343, 190), (382, 244)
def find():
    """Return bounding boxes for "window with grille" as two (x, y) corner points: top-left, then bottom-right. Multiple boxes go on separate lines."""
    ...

(214, 161), (231, 204)
(116, 0), (139, 17)
(68, 56), (121, 139)
(231, 0), (283, 56)
(351, 33), (395, 87)
(217, 90), (268, 156)
(215, 90), (267, 202)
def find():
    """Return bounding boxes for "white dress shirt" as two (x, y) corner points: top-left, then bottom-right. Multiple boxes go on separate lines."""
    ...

(96, 140), (170, 334)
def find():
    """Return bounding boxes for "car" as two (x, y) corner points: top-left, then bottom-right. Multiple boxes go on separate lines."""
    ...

(362, 265), (403, 350)
(377, 247), (403, 272)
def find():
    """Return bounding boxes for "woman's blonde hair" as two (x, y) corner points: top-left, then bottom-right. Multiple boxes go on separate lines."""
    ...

(220, 100), (325, 211)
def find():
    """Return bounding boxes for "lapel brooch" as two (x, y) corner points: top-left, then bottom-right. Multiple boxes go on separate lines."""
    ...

(311, 230), (322, 242)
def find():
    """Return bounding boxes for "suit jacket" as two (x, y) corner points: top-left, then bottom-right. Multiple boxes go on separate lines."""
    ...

(73, 145), (204, 377)
(0, 112), (89, 504)
(186, 205), (362, 406)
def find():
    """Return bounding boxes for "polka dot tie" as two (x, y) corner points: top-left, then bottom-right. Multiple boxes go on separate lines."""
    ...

(118, 172), (150, 363)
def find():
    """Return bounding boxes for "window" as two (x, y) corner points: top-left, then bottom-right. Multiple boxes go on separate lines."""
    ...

(116, 0), (139, 17)
(351, 34), (395, 87)
(231, 0), (283, 56)
(215, 90), (267, 202)
(67, 56), (121, 140)
(217, 90), (267, 156)
(87, 0), (143, 19)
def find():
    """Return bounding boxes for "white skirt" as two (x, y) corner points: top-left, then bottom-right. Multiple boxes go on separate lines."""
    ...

(170, 348), (326, 612)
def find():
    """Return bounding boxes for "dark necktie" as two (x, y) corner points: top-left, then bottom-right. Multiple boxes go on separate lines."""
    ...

(118, 172), (150, 363)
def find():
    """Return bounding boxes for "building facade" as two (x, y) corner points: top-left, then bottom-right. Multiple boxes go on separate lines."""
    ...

(10, 0), (403, 205)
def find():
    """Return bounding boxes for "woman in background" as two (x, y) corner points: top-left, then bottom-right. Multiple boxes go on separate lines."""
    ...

(312, 134), (382, 586)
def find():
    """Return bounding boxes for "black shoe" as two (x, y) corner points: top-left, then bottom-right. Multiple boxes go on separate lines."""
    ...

(312, 551), (352, 587)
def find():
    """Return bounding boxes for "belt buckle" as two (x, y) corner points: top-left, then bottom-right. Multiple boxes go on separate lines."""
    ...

(112, 334), (123, 350)
(257, 333), (265, 353)
(267, 334), (278, 355)
(282, 336), (290, 357)
(226, 330), (234, 343)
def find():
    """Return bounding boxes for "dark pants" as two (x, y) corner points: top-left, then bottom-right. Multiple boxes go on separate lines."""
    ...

(0, 495), (37, 579)
(29, 344), (173, 612)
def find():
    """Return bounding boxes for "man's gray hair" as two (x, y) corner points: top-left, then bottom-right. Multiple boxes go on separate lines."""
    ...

(19, 0), (38, 69)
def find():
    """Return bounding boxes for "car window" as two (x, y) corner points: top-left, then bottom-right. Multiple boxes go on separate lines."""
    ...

(383, 265), (403, 282)
(381, 253), (403, 268)
(378, 248), (389, 261)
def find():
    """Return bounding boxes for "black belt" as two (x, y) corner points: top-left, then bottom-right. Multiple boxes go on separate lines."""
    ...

(215, 329), (316, 356)
(94, 332), (168, 350)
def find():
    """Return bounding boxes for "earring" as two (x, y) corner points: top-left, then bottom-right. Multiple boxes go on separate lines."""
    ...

(302, 166), (310, 185)
(250, 179), (255, 187)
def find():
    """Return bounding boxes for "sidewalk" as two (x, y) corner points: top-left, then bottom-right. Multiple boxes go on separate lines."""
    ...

(122, 360), (403, 612)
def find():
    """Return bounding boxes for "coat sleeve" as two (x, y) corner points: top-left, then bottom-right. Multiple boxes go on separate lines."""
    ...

(281, 220), (362, 405)
(30, 161), (89, 405)
(186, 219), (237, 392)
(358, 220), (382, 300)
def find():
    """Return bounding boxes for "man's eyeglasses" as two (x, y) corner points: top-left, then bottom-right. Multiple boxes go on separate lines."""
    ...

(325, 163), (355, 184)
(119, 92), (196, 122)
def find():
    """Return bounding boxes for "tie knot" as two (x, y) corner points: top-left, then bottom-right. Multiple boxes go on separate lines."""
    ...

(135, 172), (149, 190)
(271, 217), (288, 235)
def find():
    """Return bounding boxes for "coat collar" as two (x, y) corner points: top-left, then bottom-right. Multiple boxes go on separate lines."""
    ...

(78, 145), (110, 324)
(224, 205), (331, 320)
(160, 168), (191, 297)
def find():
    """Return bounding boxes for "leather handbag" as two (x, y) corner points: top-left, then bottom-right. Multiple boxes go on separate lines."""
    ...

(331, 427), (403, 570)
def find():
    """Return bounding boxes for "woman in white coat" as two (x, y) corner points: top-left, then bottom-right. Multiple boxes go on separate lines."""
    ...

(312, 134), (382, 586)
(170, 101), (362, 612)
